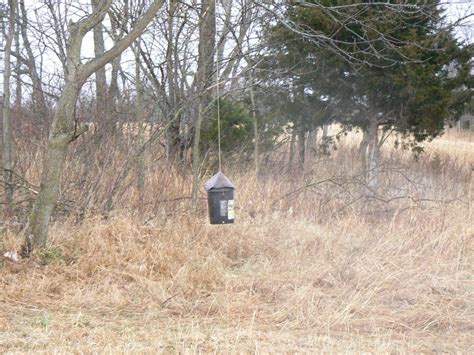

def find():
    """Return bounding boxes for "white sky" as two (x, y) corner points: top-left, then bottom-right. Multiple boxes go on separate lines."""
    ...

(0, 0), (472, 96)
(442, 0), (474, 43)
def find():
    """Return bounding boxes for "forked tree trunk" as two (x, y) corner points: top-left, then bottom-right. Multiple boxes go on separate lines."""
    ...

(23, 0), (165, 254)
(23, 84), (83, 252)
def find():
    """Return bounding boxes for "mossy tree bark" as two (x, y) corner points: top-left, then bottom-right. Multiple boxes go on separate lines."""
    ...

(23, 0), (166, 254)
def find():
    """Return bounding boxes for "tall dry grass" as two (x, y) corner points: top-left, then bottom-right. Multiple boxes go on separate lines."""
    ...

(0, 130), (473, 352)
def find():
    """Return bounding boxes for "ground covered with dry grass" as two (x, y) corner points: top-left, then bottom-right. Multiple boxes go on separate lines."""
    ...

(1, 132), (473, 352)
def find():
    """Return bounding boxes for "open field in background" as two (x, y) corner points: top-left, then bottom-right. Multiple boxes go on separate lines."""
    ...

(1, 128), (473, 352)
(427, 133), (474, 164)
(326, 124), (474, 164)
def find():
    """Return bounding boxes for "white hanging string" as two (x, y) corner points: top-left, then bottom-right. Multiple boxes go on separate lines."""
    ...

(217, 69), (222, 171)
(216, 38), (222, 172)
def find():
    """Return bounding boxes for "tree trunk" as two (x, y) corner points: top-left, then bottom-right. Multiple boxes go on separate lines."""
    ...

(359, 128), (370, 180)
(217, 0), (233, 65)
(191, 0), (216, 211)
(20, 0), (49, 133)
(249, 70), (259, 177)
(288, 129), (296, 170)
(307, 127), (318, 156)
(23, 83), (81, 253)
(14, 0), (21, 110)
(297, 127), (306, 170)
(108, 11), (125, 104)
(321, 124), (329, 155)
(469, 163), (473, 223)
(23, 0), (165, 254)
(191, 103), (205, 210)
(366, 115), (380, 191)
(135, 53), (145, 213)
(165, 0), (182, 162)
(92, 0), (110, 134)
(2, 0), (17, 208)
(167, 123), (183, 162)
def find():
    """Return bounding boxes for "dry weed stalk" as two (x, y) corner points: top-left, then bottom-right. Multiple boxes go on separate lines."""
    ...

(0, 132), (472, 352)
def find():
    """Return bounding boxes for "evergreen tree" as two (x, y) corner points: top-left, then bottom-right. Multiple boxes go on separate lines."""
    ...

(261, 0), (473, 182)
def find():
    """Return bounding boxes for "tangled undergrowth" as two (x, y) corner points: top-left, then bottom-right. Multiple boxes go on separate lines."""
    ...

(0, 132), (472, 352)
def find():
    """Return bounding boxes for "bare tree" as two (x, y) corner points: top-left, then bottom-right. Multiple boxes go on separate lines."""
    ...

(248, 69), (258, 177)
(2, 0), (17, 208)
(13, 0), (20, 109)
(191, 0), (216, 210)
(19, 0), (49, 131)
(23, 0), (166, 254)
(134, 45), (145, 212)
(91, 0), (109, 134)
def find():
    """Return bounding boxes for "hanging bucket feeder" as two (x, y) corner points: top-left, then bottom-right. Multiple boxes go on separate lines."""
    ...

(204, 172), (235, 224)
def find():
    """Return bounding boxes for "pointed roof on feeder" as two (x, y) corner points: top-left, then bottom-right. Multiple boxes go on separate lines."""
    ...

(204, 171), (235, 191)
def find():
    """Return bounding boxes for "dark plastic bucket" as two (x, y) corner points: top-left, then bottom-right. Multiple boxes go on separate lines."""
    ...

(207, 187), (234, 224)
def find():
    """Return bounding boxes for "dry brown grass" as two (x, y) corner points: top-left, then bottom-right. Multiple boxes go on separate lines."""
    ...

(0, 131), (473, 352)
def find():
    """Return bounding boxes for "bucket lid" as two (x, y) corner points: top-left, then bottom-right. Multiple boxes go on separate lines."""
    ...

(204, 171), (235, 191)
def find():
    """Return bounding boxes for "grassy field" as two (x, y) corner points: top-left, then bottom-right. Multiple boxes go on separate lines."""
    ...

(1, 130), (473, 352)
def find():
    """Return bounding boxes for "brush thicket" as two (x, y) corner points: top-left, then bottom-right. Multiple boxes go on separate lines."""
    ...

(0, 128), (472, 352)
